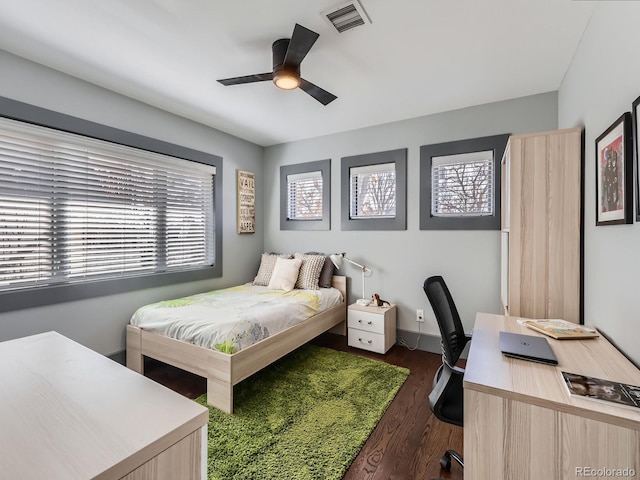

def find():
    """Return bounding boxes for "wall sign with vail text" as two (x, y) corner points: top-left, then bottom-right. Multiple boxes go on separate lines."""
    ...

(237, 170), (255, 234)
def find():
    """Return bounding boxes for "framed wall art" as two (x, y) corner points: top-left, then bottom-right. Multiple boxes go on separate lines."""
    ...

(633, 95), (640, 221)
(595, 112), (633, 226)
(237, 170), (255, 234)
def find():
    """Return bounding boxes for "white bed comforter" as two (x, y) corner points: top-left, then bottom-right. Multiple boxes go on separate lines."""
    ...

(130, 284), (343, 354)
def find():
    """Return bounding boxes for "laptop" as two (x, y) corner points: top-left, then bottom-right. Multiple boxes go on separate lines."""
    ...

(500, 331), (559, 365)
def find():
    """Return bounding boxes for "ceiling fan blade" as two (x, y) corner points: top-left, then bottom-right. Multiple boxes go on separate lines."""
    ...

(217, 72), (273, 86)
(299, 78), (337, 106)
(283, 24), (319, 67)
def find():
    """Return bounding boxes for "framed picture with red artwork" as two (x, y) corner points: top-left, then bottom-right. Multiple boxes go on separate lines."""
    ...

(595, 112), (633, 226)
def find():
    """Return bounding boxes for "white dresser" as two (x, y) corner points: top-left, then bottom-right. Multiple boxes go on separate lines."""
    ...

(347, 303), (397, 354)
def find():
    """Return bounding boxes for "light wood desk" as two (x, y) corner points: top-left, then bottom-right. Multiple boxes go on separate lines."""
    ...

(464, 313), (640, 479)
(0, 332), (209, 480)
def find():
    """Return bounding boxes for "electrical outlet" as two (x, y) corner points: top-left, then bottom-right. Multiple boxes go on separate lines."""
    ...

(416, 309), (424, 322)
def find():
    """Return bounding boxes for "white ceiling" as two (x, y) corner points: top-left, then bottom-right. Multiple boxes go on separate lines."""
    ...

(0, 0), (595, 147)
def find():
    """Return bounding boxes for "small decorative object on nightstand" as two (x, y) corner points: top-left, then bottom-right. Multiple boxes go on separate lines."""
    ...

(347, 303), (397, 354)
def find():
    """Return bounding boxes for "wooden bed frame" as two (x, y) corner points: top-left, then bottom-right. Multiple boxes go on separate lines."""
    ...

(126, 275), (347, 413)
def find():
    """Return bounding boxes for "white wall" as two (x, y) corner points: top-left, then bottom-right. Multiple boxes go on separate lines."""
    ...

(559, 3), (640, 366)
(0, 50), (264, 356)
(264, 93), (558, 345)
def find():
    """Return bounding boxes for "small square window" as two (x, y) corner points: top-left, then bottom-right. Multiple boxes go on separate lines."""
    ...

(431, 150), (494, 217)
(287, 171), (323, 220)
(341, 149), (406, 231)
(349, 162), (397, 219)
(420, 134), (509, 230)
(280, 160), (330, 230)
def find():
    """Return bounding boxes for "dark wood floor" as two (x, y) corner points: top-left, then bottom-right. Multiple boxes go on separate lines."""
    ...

(144, 333), (464, 480)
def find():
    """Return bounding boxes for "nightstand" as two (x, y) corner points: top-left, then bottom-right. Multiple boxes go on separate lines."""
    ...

(347, 303), (397, 354)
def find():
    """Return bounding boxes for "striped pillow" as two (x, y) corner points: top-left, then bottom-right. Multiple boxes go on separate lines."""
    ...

(305, 251), (334, 288)
(253, 253), (292, 286)
(294, 253), (326, 290)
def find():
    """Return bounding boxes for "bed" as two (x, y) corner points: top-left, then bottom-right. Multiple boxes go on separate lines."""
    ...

(126, 272), (347, 414)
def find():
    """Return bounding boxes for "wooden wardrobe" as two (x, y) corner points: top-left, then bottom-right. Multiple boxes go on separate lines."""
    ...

(501, 128), (583, 323)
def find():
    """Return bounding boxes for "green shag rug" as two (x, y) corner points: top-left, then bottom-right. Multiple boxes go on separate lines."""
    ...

(195, 344), (409, 480)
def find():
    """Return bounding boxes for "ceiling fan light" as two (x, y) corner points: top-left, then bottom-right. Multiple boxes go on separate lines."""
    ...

(273, 70), (300, 90)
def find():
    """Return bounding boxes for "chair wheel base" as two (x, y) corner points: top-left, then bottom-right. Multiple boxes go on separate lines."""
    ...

(438, 449), (463, 474)
(440, 452), (452, 472)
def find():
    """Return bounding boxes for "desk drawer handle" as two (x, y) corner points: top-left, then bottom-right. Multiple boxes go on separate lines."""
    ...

(357, 320), (373, 325)
(358, 338), (373, 344)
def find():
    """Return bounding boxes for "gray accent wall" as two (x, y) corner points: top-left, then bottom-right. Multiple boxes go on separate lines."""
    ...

(263, 92), (558, 347)
(0, 50), (264, 356)
(558, 3), (640, 367)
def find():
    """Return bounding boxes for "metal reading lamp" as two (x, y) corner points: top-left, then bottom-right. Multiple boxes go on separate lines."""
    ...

(330, 253), (373, 306)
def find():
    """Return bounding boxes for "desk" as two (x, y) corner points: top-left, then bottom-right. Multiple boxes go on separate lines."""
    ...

(0, 332), (209, 480)
(464, 313), (640, 479)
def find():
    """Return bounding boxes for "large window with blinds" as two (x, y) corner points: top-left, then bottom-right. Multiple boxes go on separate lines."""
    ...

(0, 98), (222, 312)
(0, 117), (215, 291)
(340, 149), (407, 231)
(280, 159), (330, 230)
(419, 134), (508, 230)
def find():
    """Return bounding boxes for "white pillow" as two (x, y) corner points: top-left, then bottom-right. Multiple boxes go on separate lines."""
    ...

(268, 257), (303, 291)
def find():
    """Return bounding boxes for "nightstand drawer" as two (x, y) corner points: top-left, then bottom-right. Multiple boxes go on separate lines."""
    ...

(348, 329), (385, 354)
(348, 309), (385, 334)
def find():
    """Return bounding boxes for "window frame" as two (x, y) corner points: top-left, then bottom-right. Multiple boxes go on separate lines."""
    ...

(341, 149), (407, 231)
(0, 96), (223, 313)
(280, 159), (330, 231)
(420, 134), (509, 230)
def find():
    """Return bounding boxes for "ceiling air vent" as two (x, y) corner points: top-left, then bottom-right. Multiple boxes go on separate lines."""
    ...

(321, 0), (371, 33)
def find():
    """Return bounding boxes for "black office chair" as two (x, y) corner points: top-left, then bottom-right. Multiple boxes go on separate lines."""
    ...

(423, 275), (471, 476)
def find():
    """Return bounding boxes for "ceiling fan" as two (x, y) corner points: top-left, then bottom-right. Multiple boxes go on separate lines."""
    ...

(217, 24), (337, 106)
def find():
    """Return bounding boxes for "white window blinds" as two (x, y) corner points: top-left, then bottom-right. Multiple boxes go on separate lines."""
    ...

(431, 150), (494, 217)
(287, 170), (323, 220)
(0, 117), (215, 292)
(349, 162), (396, 218)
